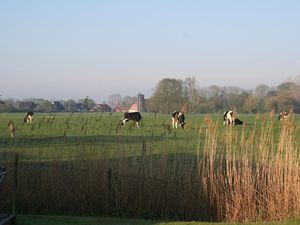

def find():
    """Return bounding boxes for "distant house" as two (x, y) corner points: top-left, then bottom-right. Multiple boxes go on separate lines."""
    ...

(113, 93), (148, 113)
(128, 102), (138, 112)
(51, 101), (65, 112)
(74, 103), (88, 112)
(114, 107), (128, 113)
(90, 104), (112, 112)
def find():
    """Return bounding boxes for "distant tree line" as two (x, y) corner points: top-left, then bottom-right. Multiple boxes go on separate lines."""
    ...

(0, 96), (136, 113)
(1, 77), (300, 114)
(147, 77), (300, 114)
(0, 98), (98, 113)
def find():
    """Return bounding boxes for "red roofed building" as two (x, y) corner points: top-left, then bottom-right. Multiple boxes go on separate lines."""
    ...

(128, 102), (138, 112)
(90, 104), (112, 112)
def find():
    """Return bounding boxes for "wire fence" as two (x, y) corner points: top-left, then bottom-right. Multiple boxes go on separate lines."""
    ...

(0, 153), (210, 221)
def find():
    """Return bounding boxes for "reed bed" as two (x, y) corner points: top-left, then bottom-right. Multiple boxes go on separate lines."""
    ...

(0, 113), (299, 222)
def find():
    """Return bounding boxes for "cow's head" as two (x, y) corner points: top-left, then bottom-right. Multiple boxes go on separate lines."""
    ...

(278, 111), (288, 121)
(178, 112), (186, 128)
(24, 112), (34, 123)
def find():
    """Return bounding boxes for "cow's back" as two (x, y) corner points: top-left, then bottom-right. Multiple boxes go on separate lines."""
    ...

(124, 112), (141, 121)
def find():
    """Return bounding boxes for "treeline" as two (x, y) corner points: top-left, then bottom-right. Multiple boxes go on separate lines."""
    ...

(0, 96), (137, 113)
(147, 77), (300, 114)
(0, 98), (97, 113)
(1, 77), (300, 114)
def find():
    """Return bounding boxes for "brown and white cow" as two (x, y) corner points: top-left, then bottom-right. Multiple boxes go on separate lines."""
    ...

(171, 111), (186, 129)
(8, 120), (16, 138)
(24, 112), (34, 123)
(223, 110), (235, 125)
(278, 111), (288, 121)
(121, 112), (142, 127)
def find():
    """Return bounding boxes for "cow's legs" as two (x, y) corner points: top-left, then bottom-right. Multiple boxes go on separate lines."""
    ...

(121, 118), (128, 126)
(172, 118), (176, 128)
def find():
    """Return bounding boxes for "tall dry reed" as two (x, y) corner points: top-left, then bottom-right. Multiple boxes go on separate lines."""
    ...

(199, 114), (300, 222)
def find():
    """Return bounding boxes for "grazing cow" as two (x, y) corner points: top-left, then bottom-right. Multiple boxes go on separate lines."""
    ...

(24, 112), (34, 123)
(171, 111), (186, 129)
(278, 111), (288, 121)
(8, 120), (16, 138)
(223, 110), (235, 125)
(0, 167), (6, 184)
(121, 112), (142, 127)
(234, 118), (244, 125)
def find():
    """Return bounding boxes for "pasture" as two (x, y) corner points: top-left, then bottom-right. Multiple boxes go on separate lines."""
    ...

(0, 112), (299, 223)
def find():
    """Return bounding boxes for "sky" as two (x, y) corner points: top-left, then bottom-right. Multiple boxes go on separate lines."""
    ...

(1, 0), (300, 103)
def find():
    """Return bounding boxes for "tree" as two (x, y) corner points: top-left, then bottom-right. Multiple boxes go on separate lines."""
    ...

(149, 78), (186, 114)
(120, 96), (137, 109)
(2, 98), (17, 112)
(0, 101), (7, 112)
(202, 85), (223, 98)
(243, 94), (258, 113)
(16, 101), (37, 112)
(63, 100), (77, 112)
(108, 94), (122, 109)
(276, 82), (300, 113)
(183, 77), (202, 113)
(264, 96), (279, 112)
(78, 97), (96, 110)
(36, 100), (56, 112)
(254, 84), (270, 99)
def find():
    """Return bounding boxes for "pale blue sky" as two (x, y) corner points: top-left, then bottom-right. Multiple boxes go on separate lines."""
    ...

(1, 0), (300, 102)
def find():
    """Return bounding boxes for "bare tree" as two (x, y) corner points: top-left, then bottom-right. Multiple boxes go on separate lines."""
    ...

(108, 94), (122, 109)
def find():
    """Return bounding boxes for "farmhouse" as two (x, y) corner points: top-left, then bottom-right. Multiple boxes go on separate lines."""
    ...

(128, 103), (138, 112)
(114, 93), (148, 113)
(51, 101), (65, 112)
(74, 103), (88, 112)
(90, 104), (112, 112)
(128, 93), (147, 112)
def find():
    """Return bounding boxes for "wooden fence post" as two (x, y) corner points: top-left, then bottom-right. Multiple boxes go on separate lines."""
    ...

(107, 168), (112, 215)
(11, 154), (18, 214)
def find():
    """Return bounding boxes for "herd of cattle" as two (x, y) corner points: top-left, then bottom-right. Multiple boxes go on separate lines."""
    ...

(120, 110), (289, 128)
(0, 110), (291, 198)
(9, 110), (289, 130)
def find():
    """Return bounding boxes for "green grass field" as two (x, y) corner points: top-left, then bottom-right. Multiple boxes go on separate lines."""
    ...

(1, 112), (298, 161)
(1, 112), (300, 223)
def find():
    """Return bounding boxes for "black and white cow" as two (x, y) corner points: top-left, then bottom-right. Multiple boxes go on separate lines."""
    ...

(0, 167), (6, 184)
(121, 112), (142, 127)
(171, 111), (186, 129)
(278, 111), (288, 121)
(24, 112), (34, 123)
(223, 110), (235, 125)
